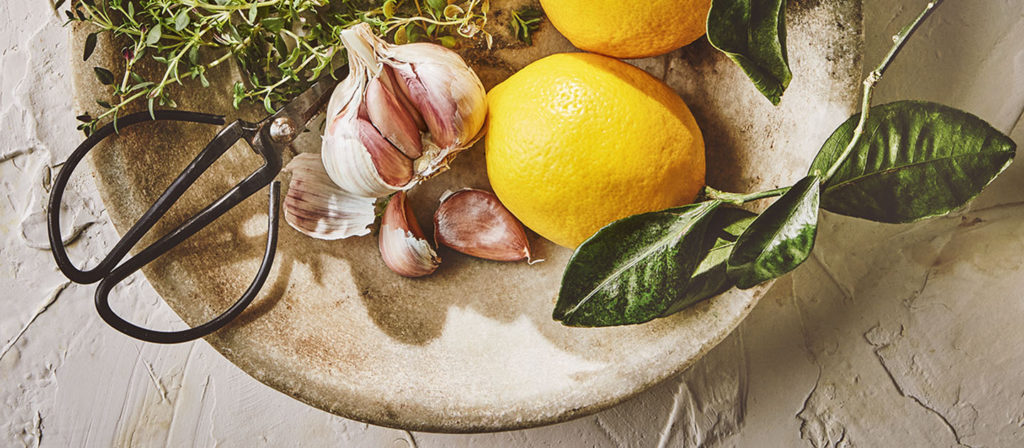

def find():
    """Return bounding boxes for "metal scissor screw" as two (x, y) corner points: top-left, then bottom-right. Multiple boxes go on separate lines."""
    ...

(269, 117), (298, 143)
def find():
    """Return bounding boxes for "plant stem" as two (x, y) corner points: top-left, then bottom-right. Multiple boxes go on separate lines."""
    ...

(821, 0), (944, 182)
(702, 186), (790, 205)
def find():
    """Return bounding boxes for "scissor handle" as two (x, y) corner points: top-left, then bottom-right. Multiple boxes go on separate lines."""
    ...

(49, 110), (229, 283)
(48, 109), (285, 343)
(94, 182), (280, 343)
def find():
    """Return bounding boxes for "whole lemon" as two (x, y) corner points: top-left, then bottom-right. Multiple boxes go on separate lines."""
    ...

(539, 0), (712, 59)
(486, 53), (705, 249)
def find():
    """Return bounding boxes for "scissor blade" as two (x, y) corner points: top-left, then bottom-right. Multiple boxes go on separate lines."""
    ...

(266, 65), (351, 131)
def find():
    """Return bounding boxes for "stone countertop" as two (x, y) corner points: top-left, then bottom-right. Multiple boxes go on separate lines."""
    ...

(2, 1), (1022, 446)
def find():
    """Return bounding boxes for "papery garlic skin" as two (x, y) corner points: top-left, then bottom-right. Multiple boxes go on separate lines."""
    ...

(387, 42), (488, 150)
(365, 73), (423, 158)
(319, 23), (487, 204)
(320, 49), (406, 199)
(379, 191), (441, 277)
(434, 189), (533, 262)
(283, 153), (377, 240)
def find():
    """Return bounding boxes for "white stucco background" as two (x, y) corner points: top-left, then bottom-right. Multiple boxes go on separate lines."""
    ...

(2, 1), (1022, 446)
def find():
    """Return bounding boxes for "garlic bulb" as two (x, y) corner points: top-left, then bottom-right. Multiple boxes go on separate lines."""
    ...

(434, 189), (533, 262)
(285, 23), (487, 242)
(379, 191), (441, 277)
(322, 23), (486, 198)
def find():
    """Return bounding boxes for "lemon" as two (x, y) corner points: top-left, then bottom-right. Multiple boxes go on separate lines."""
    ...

(539, 0), (712, 59)
(485, 53), (705, 248)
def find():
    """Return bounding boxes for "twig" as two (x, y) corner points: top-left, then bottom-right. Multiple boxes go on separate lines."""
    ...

(821, 0), (945, 181)
(701, 185), (790, 205)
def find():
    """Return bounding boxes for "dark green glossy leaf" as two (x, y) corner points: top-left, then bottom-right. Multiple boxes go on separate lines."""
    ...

(555, 201), (721, 327)
(660, 207), (757, 318)
(727, 175), (819, 289)
(808, 101), (1017, 223)
(707, 0), (791, 105)
(93, 66), (114, 85)
(83, 32), (97, 61)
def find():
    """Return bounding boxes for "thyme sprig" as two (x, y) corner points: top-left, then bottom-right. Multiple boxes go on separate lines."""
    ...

(65, 0), (491, 134)
(508, 7), (542, 45)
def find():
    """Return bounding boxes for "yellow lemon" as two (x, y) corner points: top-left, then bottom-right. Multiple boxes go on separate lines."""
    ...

(485, 53), (705, 248)
(539, 0), (712, 59)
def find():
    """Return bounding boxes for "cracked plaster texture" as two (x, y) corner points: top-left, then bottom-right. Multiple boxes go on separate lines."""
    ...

(2, 0), (1023, 446)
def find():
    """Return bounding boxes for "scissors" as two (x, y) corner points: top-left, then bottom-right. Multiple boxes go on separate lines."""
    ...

(47, 66), (349, 344)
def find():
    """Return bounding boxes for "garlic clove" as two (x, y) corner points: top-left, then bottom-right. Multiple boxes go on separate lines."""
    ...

(380, 64), (427, 132)
(283, 153), (377, 240)
(433, 189), (532, 262)
(379, 191), (441, 277)
(321, 65), (406, 199)
(356, 118), (414, 187)
(387, 44), (487, 150)
(365, 75), (424, 159)
(341, 23), (486, 151)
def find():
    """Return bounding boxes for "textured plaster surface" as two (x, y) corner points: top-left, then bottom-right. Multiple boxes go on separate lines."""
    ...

(2, 0), (1023, 446)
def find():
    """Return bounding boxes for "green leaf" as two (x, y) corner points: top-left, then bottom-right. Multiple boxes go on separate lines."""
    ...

(437, 35), (456, 48)
(727, 175), (819, 289)
(146, 24), (162, 46)
(707, 0), (791, 105)
(261, 16), (286, 32)
(808, 101), (1017, 223)
(426, 0), (447, 14)
(93, 66), (115, 85)
(660, 207), (757, 317)
(83, 32), (98, 61)
(173, 10), (190, 31)
(232, 81), (245, 109)
(263, 94), (274, 114)
(555, 201), (721, 327)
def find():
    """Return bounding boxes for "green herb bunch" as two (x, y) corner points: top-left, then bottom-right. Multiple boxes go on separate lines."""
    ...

(554, 0), (1018, 327)
(65, 0), (491, 134)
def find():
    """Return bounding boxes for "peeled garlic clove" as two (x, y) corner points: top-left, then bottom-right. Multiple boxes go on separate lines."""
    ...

(283, 153), (376, 240)
(365, 75), (423, 158)
(434, 189), (532, 262)
(379, 191), (441, 277)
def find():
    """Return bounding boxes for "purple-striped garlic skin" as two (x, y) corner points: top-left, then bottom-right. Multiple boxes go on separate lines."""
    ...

(319, 23), (487, 202)
(434, 189), (533, 262)
(379, 191), (441, 277)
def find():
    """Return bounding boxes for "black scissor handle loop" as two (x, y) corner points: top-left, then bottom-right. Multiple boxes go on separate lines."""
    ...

(48, 110), (227, 284)
(94, 182), (280, 344)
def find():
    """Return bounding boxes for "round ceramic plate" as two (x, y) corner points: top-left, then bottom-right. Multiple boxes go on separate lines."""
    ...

(68, 1), (862, 432)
